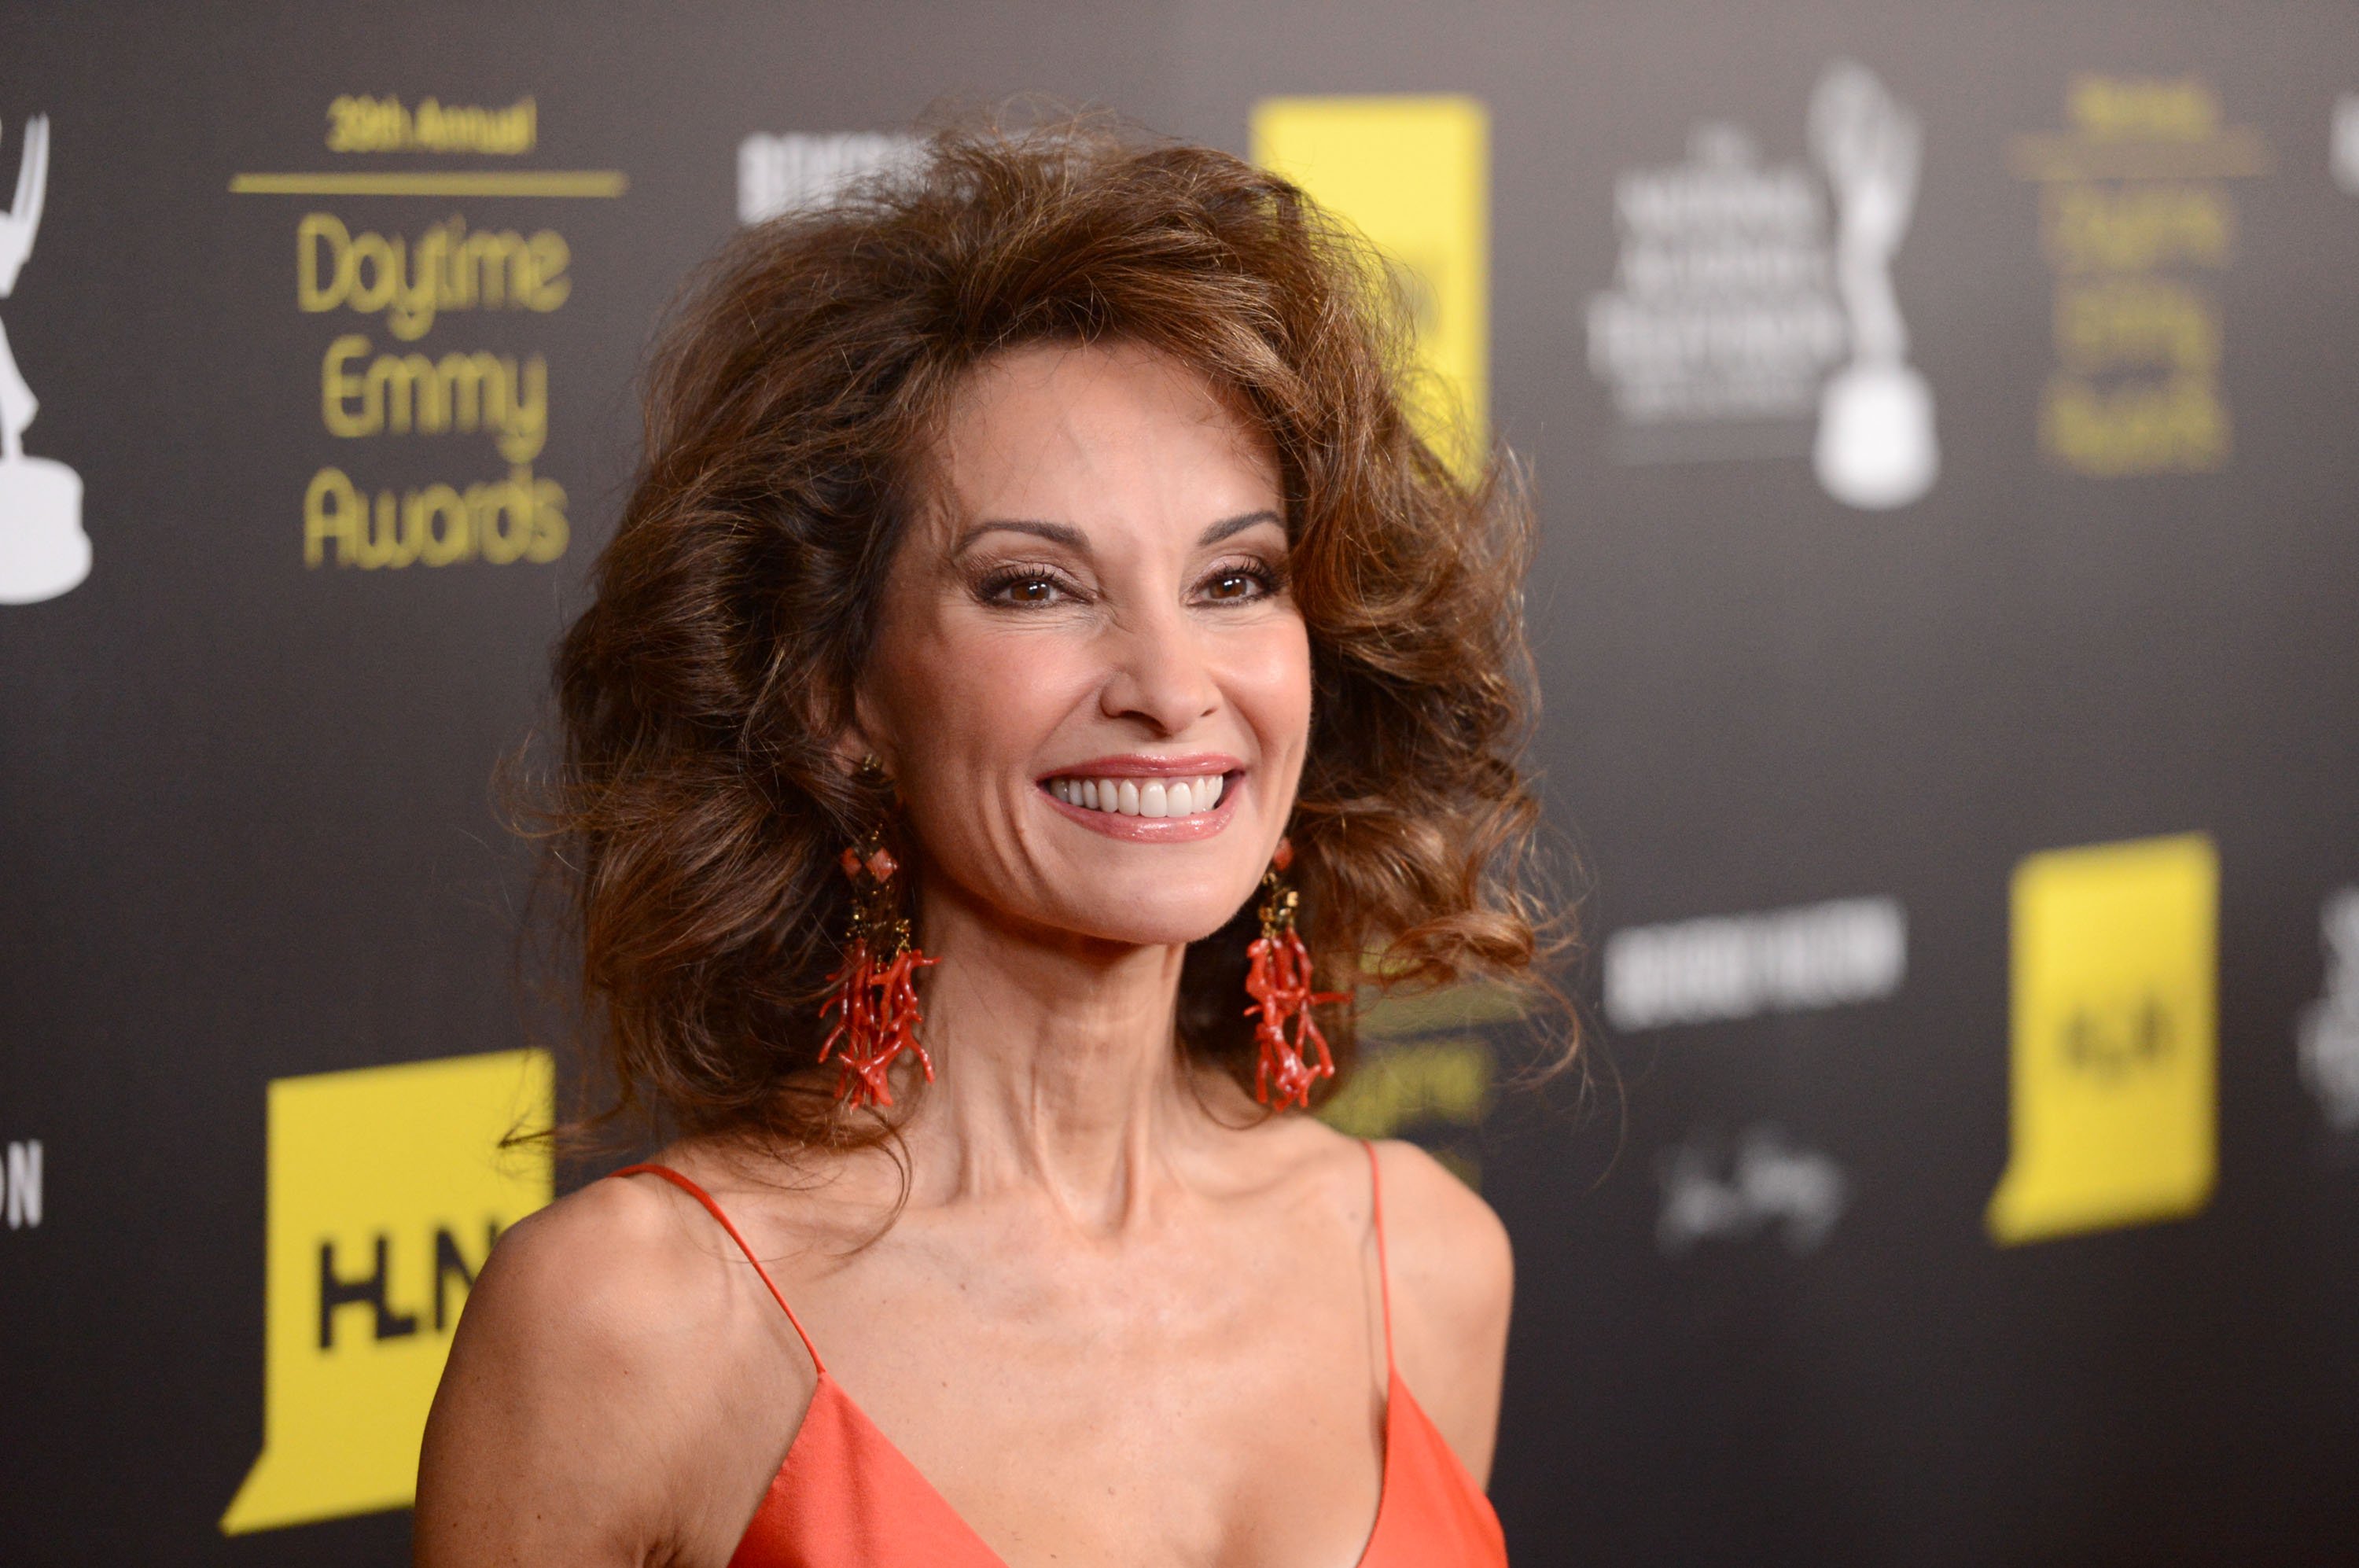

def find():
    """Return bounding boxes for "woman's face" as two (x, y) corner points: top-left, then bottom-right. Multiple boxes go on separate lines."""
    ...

(856, 339), (1311, 949)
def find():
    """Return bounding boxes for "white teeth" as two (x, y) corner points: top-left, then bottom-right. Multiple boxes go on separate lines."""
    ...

(1051, 772), (1231, 816)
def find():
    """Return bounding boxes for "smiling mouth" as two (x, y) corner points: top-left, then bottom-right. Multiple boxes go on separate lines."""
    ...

(1043, 771), (1230, 819)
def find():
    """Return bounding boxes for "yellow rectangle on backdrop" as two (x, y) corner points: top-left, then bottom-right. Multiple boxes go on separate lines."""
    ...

(1986, 834), (2217, 1245)
(1252, 95), (1489, 475)
(222, 1050), (553, 1534)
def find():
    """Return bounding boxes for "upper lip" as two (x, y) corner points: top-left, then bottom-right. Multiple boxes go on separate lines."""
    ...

(1041, 752), (1245, 779)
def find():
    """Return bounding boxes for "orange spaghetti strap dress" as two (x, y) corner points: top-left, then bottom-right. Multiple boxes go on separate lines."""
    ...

(611, 1143), (1508, 1567)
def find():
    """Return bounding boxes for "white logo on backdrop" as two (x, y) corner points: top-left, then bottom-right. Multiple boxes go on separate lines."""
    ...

(1603, 896), (1906, 1032)
(1657, 1125), (1846, 1254)
(1810, 63), (1938, 508)
(1585, 124), (1846, 431)
(1586, 62), (1936, 509)
(738, 131), (925, 225)
(0, 114), (88, 606)
(2299, 888), (2359, 1132)
(2335, 94), (2359, 196)
(2, 1138), (40, 1230)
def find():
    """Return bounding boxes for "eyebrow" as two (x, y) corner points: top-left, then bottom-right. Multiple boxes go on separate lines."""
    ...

(1197, 509), (1283, 546)
(953, 510), (1283, 556)
(954, 519), (1088, 554)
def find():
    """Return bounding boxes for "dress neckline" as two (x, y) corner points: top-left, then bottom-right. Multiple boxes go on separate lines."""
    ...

(613, 1146), (1443, 1567)
(775, 1360), (1415, 1568)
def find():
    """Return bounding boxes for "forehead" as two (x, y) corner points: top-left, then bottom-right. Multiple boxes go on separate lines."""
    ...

(924, 340), (1281, 530)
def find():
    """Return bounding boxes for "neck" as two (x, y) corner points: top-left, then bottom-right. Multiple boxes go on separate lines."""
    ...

(895, 883), (1210, 1232)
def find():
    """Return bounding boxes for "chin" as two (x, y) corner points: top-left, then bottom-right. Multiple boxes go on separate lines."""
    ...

(1051, 870), (1257, 948)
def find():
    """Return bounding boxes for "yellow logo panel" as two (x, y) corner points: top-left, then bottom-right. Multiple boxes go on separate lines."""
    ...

(1987, 834), (2217, 1245)
(222, 1050), (553, 1534)
(1251, 95), (1489, 475)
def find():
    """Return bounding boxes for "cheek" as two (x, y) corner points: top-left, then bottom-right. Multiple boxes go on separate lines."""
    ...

(1223, 617), (1316, 760)
(872, 617), (1075, 793)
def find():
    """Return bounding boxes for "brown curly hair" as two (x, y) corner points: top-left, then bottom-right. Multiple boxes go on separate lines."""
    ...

(548, 118), (1554, 1149)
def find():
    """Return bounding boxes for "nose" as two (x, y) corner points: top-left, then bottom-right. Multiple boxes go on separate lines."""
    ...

(1098, 601), (1220, 737)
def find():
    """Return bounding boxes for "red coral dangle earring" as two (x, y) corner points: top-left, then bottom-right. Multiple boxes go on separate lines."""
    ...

(1244, 837), (1349, 1111)
(817, 806), (939, 1110)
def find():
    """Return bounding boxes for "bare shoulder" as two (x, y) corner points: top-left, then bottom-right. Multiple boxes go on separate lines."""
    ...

(443, 1171), (763, 1392)
(1368, 1139), (1514, 1334)
(1240, 1117), (1514, 1324)
(415, 1170), (811, 1566)
(1368, 1138), (1514, 1483)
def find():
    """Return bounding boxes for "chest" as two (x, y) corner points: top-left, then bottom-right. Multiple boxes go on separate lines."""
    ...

(775, 1213), (1389, 1567)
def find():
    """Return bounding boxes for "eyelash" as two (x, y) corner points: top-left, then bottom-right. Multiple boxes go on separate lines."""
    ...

(975, 558), (1286, 607)
(975, 563), (1081, 606)
(1198, 558), (1285, 603)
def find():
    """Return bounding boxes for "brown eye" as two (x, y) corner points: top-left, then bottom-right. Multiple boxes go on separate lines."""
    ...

(1198, 563), (1278, 604)
(981, 568), (1073, 605)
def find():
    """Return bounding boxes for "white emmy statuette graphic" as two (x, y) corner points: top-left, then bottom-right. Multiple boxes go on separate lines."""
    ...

(0, 113), (88, 605)
(1810, 64), (1938, 510)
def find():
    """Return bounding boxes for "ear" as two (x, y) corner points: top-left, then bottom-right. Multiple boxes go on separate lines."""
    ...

(831, 680), (896, 782)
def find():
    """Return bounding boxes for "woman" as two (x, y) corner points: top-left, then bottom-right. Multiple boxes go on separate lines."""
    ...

(417, 121), (1551, 1568)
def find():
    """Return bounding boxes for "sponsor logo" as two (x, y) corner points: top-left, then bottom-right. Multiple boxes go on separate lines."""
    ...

(221, 1051), (552, 1535)
(2298, 888), (2359, 1133)
(1585, 62), (1937, 509)
(1987, 834), (2217, 1244)
(1319, 984), (1521, 1189)
(2, 1137), (40, 1230)
(1253, 95), (1489, 477)
(1588, 122), (1845, 432)
(738, 131), (922, 225)
(1657, 1125), (1847, 1255)
(1603, 896), (1905, 1032)
(2011, 76), (2267, 476)
(0, 113), (90, 605)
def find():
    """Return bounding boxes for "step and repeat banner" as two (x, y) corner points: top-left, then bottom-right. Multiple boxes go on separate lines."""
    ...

(4, 2), (2357, 1561)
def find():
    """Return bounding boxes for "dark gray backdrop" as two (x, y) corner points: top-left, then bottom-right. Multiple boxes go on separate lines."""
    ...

(4, 2), (2355, 1562)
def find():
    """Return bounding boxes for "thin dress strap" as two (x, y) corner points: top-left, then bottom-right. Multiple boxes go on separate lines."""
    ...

(611, 1163), (827, 1376)
(1363, 1139), (1396, 1372)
